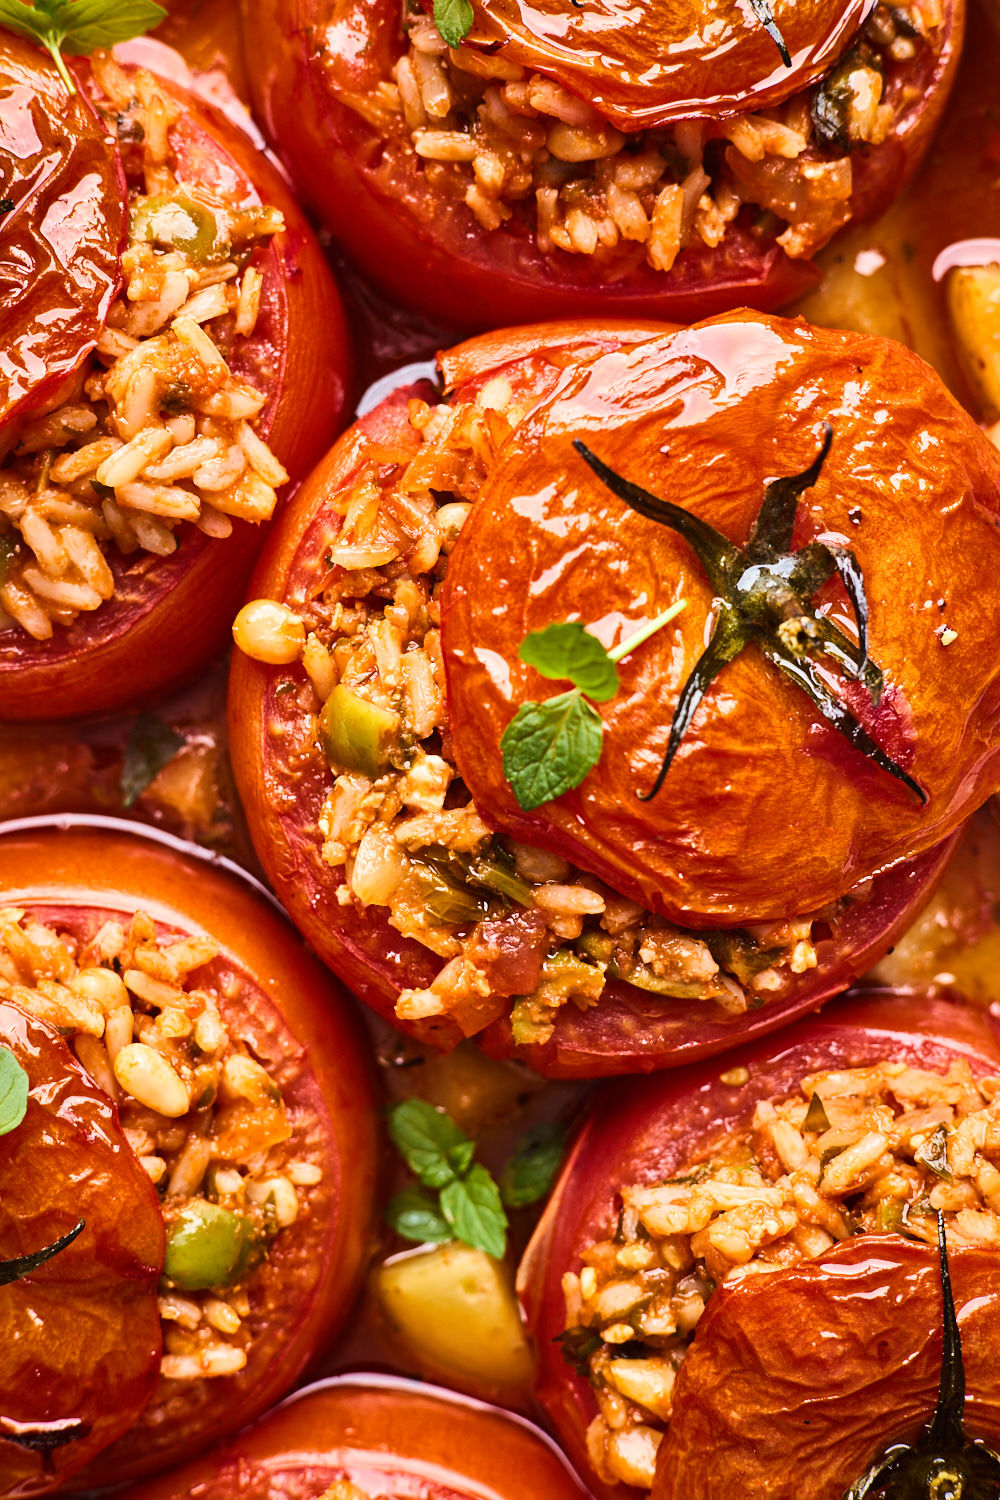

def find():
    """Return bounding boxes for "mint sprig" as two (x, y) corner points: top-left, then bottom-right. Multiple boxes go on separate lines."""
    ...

(500, 602), (687, 812)
(0, 0), (167, 95)
(499, 1121), (567, 1209)
(384, 1099), (508, 1259)
(0, 1046), (28, 1137)
(121, 711), (185, 809)
(432, 0), (472, 47)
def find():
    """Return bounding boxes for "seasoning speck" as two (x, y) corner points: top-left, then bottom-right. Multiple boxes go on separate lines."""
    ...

(719, 1066), (750, 1087)
(937, 626), (958, 646)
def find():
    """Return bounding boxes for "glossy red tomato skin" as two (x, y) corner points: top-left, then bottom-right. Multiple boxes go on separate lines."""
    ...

(516, 990), (1000, 1500)
(240, 0), (960, 332)
(0, 54), (351, 724)
(0, 1002), (164, 1498)
(116, 1376), (590, 1500)
(240, 0), (820, 331)
(0, 823), (379, 1487)
(229, 319), (958, 1078)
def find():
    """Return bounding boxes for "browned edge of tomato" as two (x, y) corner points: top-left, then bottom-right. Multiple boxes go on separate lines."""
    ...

(0, 1000), (164, 1498)
(228, 317), (960, 1077)
(237, 0), (962, 332)
(116, 1373), (592, 1499)
(0, 816), (379, 1486)
(0, 46), (351, 723)
(516, 988), (1000, 1500)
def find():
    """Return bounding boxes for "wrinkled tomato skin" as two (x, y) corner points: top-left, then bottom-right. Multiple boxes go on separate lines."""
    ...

(0, 1003), (163, 1498)
(517, 990), (1000, 1500)
(0, 37), (126, 431)
(117, 1376), (590, 1500)
(229, 319), (958, 1078)
(240, 0), (959, 332)
(0, 54), (351, 724)
(654, 1235), (1000, 1500)
(240, 0), (819, 331)
(0, 824), (379, 1487)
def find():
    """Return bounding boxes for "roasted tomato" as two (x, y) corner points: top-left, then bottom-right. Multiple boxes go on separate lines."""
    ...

(0, 1001), (163, 1497)
(240, 0), (960, 330)
(516, 990), (1000, 1496)
(0, 821), (377, 1485)
(0, 41), (350, 722)
(229, 316), (967, 1079)
(116, 1375), (590, 1499)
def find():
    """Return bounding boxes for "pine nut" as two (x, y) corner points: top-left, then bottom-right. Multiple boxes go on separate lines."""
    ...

(114, 1042), (190, 1116)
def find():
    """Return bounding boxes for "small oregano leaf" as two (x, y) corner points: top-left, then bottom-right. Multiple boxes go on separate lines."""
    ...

(386, 1099), (472, 1190)
(520, 621), (619, 702)
(440, 1162), (507, 1260)
(120, 711), (185, 809)
(501, 690), (603, 810)
(0, 1046), (28, 1137)
(499, 1121), (567, 1209)
(384, 1186), (452, 1244)
(432, 0), (472, 47)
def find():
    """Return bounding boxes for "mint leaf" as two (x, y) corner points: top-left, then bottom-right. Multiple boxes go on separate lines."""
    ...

(520, 622), (619, 703)
(384, 1186), (452, 1244)
(386, 1099), (472, 1190)
(432, 0), (472, 47)
(440, 1163), (507, 1259)
(500, 1121), (567, 1209)
(501, 690), (603, 810)
(0, 1046), (28, 1137)
(121, 711), (185, 809)
(0, 0), (166, 94)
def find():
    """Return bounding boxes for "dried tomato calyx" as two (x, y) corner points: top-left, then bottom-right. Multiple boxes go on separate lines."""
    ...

(573, 429), (927, 806)
(0, 1218), (84, 1286)
(747, 0), (792, 68)
(844, 1213), (1000, 1499)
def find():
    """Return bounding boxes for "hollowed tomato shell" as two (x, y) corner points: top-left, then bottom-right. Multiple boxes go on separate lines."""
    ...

(0, 1001), (164, 1498)
(229, 319), (958, 1078)
(239, 0), (959, 330)
(0, 54), (351, 723)
(516, 989), (1000, 1500)
(0, 821), (379, 1487)
(116, 1375), (591, 1499)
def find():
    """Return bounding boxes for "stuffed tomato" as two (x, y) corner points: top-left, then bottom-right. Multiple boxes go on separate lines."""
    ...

(517, 990), (1000, 1496)
(0, 1001), (164, 1497)
(0, 37), (350, 721)
(227, 311), (1000, 1078)
(0, 822), (377, 1485)
(241, 0), (961, 329)
(117, 1374), (589, 1499)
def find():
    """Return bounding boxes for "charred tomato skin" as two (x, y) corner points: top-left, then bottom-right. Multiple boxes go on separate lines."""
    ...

(0, 823), (378, 1487)
(0, 1002), (164, 1499)
(229, 319), (957, 1079)
(0, 52), (352, 724)
(114, 1375), (590, 1500)
(238, 0), (960, 332)
(516, 990), (1000, 1500)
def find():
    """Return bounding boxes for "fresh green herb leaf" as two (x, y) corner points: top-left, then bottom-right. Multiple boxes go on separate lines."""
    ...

(520, 622), (620, 702)
(432, 0), (473, 47)
(120, 711), (185, 809)
(384, 1185), (452, 1244)
(501, 690), (603, 810)
(914, 1123), (953, 1182)
(500, 1121), (567, 1209)
(803, 1091), (831, 1134)
(0, 0), (166, 94)
(440, 1162), (507, 1259)
(554, 1325), (603, 1373)
(0, 1218), (84, 1286)
(386, 1098), (472, 1190)
(0, 1045), (28, 1137)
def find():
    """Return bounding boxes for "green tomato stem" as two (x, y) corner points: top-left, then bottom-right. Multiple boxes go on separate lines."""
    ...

(608, 599), (687, 664)
(45, 38), (77, 95)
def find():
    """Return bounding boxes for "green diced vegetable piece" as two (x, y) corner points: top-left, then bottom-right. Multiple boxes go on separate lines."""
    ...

(320, 684), (399, 779)
(876, 1200), (905, 1234)
(131, 194), (229, 263)
(0, 533), (20, 586)
(411, 862), (490, 926)
(577, 930), (614, 965)
(702, 928), (785, 985)
(164, 1201), (254, 1290)
(803, 1092), (831, 1133)
(914, 1123), (953, 1182)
